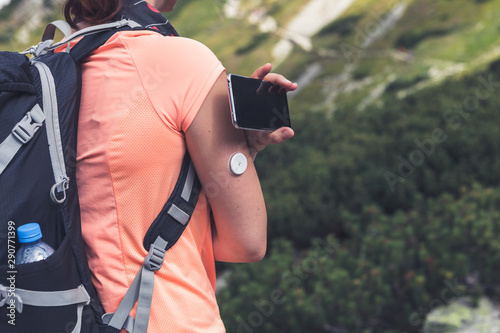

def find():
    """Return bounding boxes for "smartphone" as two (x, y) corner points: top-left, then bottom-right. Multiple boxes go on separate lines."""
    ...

(227, 74), (291, 132)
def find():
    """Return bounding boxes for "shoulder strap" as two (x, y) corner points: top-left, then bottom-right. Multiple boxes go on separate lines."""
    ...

(143, 153), (202, 251)
(69, 28), (128, 63)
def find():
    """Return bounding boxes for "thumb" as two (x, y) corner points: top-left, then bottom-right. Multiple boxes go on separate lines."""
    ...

(269, 127), (294, 144)
(251, 63), (273, 80)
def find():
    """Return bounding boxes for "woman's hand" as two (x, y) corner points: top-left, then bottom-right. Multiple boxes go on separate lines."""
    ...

(246, 63), (297, 160)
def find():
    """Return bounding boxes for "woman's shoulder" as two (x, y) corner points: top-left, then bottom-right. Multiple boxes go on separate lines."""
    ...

(114, 30), (218, 60)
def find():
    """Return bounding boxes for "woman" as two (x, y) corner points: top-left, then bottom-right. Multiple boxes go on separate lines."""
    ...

(64, 0), (296, 331)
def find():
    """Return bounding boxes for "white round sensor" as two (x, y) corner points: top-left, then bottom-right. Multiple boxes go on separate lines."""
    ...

(229, 153), (248, 176)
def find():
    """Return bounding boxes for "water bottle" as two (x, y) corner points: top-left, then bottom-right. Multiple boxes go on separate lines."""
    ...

(16, 223), (55, 264)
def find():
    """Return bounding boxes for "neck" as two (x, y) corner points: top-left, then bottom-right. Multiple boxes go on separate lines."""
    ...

(144, 0), (176, 13)
(145, 0), (162, 10)
(117, 0), (180, 36)
(76, 21), (92, 30)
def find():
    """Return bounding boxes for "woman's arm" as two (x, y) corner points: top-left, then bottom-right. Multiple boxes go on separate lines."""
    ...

(185, 72), (267, 263)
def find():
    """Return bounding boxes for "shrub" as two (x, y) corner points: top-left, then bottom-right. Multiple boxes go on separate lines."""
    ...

(318, 15), (362, 37)
(395, 29), (451, 49)
(219, 185), (500, 332)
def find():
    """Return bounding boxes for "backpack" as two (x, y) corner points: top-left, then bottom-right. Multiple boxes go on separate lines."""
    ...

(0, 19), (201, 333)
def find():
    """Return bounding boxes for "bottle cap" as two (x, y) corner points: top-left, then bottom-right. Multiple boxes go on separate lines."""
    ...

(17, 223), (43, 244)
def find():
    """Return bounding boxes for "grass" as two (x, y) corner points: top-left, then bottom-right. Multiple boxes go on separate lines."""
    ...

(303, 0), (500, 115)
(415, 2), (500, 63)
(168, 0), (309, 75)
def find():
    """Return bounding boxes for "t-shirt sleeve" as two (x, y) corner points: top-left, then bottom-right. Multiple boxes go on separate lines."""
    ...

(127, 34), (225, 134)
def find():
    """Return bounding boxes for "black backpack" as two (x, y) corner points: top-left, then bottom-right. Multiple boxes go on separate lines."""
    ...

(0, 19), (201, 333)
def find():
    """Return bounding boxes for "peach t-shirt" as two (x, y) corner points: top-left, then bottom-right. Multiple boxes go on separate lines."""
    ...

(76, 30), (226, 332)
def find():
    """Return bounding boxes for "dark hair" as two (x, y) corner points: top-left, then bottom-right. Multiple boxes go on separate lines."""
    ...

(64, 0), (123, 28)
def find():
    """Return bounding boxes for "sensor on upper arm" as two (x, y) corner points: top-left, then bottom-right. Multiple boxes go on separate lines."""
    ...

(229, 153), (247, 176)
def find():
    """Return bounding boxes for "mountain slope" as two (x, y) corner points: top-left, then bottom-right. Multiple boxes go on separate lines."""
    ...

(3, 0), (500, 115)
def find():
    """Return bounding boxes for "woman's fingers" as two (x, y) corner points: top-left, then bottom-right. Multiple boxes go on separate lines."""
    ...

(265, 73), (297, 92)
(251, 63), (298, 92)
(245, 127), (295, 160)
(251, 63), (273, 80)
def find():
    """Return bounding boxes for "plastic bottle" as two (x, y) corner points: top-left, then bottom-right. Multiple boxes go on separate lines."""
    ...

(16, 223), (55, 264)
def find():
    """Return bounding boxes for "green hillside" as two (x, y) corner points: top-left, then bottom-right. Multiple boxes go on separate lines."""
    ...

(2, 0), (500, 332)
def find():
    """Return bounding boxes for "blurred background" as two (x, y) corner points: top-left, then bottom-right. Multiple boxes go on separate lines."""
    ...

(2, 0), (500, 332)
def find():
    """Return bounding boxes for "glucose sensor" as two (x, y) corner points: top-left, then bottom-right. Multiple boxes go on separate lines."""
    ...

(229, 153), (248, 176)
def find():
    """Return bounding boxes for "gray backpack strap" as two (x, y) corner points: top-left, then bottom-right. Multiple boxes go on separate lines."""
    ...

(0, 59), (70, 204)
(42, 20), (73, 42)
(22, 19), (141, 57)
(0, 104), (45, 175)
(32, 60), (71, 204)
(104, 237), (168, 333)
(142, 153), (201, 251)
(102, 313), (135, 333)
(0, 284), (91, 333)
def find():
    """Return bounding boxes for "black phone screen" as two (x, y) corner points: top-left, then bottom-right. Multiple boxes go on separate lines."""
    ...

(228, 74), (291, 131)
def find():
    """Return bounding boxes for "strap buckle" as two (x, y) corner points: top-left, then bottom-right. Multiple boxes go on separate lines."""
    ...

(50, 177), (70, 204)
(33, 40), (54, 57)
(0, 284), (24, 313)
(12, 110), (44, 144)
(144, 243), (167, 271)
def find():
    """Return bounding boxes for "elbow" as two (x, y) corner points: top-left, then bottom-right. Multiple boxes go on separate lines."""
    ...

(237, 226), (268, 262)
(212, 209), (268, 263)
(242, 243), (267, 263)
(215, 238), (267, 263)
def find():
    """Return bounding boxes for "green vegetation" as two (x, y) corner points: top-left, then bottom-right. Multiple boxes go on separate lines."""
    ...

(396, 28), (452, 49)
(212, 0), (500, 330)
(218, 58), (500, 333)
(319, 15), (363, 37)
(0, 0), (23, 20)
